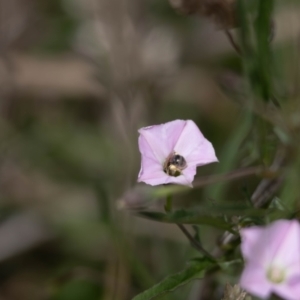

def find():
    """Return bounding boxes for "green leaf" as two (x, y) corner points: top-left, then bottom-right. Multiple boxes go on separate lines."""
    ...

(218, 259), (243, 271)
(197, 203), (273, 218)
(131, 258), (215, 300)
(254, 0), (274, 101)
(237, 0), (274, 101)
(53, 279), (102, 300)
(137, 210), (235, 233)
(203, 112), (252, 202)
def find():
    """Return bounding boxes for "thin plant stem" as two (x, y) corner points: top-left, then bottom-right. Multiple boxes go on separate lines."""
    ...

(225, 29), (242, 55)
(176, 224), (215, 260)
(213, 147), (286, 257)
(193, 166), (266, 188)
(164, 195), (214, 260)
(164, 194), (173, 212)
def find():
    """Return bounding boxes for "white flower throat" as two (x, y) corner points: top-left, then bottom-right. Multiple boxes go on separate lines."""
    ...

(163, 152), (187, 177)
(266, 265), (286, 284)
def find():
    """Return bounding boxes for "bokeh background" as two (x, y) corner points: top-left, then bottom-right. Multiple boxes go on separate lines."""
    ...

(0, 0), (299, 299)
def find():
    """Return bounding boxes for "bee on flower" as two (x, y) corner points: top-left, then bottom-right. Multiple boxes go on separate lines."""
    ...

(137, 119), (218, 187)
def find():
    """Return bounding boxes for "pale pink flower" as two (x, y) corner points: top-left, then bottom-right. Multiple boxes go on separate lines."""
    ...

(137, 119), (218, 187)
(240, 220), (300, 300)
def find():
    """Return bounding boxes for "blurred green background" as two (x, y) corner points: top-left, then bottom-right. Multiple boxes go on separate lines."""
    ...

(0, 0), (300, 299)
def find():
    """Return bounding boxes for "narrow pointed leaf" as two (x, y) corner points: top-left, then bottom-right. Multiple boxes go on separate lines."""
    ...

(132, 258), (215, 300)
(138, 211), (234, 233)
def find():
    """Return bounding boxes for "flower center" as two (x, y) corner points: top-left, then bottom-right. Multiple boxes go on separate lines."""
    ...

(163, 152), (187, 177)
(266, 265), (286, 284)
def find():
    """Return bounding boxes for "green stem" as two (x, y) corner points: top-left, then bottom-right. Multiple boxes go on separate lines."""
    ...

(164, 194), (173, 212)
(177, 224), (215, 260)
(164, 194), (215, 260)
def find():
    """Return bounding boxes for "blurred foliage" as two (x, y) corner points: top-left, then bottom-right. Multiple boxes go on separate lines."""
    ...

(0, 0), (299, 299)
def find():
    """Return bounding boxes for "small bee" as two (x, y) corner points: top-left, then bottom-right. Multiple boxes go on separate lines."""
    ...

(163, 152), (187, 177)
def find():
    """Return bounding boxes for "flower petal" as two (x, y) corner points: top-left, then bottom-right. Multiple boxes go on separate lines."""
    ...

(240, 226), (266, 262)
(138, 171), (170, 186)
(270, 220), (300, 268)
(138, 120), (186, 164)
(137, 119), (217, 187)
(138, 135), (169, 186)
(240, 261), (272, 299)
(138, 159), (168, 184)
(164, 173), (193, 187)
(186, 139), (218, 166)
(138, 134), (159, 163)
(240, 220), (300, 300)
(240, 220), (299, 267)
(174, 120), (218, 166)
(273, 282), (300, 300)
(181, 166), (197, 186)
